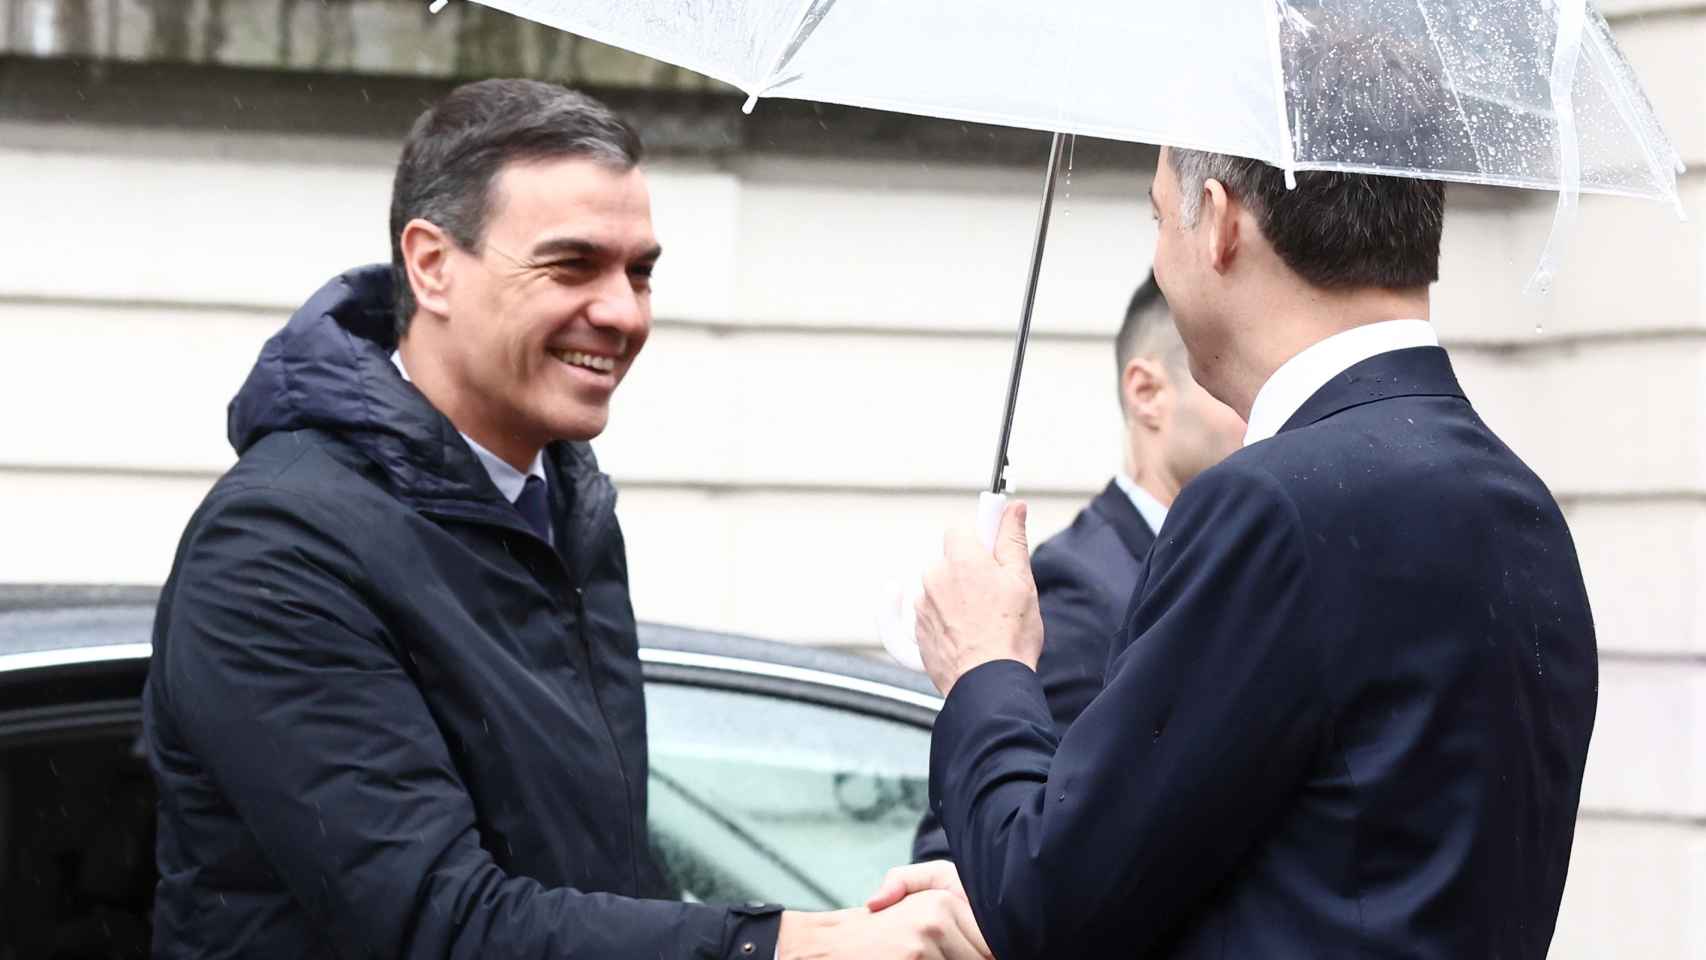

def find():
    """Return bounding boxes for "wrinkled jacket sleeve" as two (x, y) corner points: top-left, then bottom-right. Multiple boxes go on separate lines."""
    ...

(155, 488), (780, 960)
(929, 463), (1328, 959)
(912, 541), (1121, 864)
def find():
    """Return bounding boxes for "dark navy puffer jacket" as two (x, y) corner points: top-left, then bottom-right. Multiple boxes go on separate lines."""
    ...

(144, 265), (780, 958)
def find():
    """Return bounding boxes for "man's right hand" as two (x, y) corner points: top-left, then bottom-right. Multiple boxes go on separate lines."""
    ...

(777, 890), (992, 960)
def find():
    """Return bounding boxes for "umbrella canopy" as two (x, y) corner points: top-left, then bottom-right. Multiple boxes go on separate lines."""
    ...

(472, 0), (1682, 205)
(455, 0), (1685, 667)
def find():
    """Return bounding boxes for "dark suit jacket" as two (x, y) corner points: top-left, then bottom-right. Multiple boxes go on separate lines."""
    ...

(914, 482), (1157, 861)
(930, 347), (1598, 960)
(921, 484), (1160, 859)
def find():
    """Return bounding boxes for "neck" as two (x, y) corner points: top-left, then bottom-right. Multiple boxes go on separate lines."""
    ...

(1204, 283), (1430, 419)
(398, 333), (544, 473)
(1123, 434), (1179, 507)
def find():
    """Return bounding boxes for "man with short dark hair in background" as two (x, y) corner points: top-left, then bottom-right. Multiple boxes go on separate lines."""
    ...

(911, 275), (1242, 862)
(145, 79), (988, 960)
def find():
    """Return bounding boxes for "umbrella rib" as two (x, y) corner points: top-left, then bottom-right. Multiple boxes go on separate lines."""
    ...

(1258, 0), (1299, 187)
(1410, 0), (1489, 175)
(744, 0), (839, 109)
(1578, 12), (1685, 208)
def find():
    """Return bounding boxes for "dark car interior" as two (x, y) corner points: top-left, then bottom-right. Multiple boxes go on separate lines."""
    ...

(1, 673), (155, 959)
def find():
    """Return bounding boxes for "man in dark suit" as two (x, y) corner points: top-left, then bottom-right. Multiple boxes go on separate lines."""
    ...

(874, 144), (1598, 959)
(912, 277), (1243, 862)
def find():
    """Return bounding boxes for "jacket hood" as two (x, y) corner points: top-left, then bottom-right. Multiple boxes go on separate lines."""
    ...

(227, 264), (598, 512)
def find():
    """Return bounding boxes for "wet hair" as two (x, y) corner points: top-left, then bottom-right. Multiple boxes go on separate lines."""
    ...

(388, 79), (644, 336)
(1114, 273), (1186, 412)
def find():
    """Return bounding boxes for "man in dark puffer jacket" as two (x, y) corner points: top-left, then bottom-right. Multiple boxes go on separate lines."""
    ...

(144, 79), (989, 960)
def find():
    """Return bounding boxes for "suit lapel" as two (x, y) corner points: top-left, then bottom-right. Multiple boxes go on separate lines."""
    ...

(1089, 480), (1156, 564)
(1278, 346), (1466, 436)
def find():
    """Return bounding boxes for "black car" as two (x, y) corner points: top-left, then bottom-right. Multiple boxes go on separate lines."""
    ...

(0, 585), (941, 959)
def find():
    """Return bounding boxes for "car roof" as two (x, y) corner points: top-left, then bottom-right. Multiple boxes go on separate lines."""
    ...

(0, 585), (940, 703)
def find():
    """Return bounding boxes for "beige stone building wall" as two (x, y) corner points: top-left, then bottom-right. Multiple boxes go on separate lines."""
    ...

(0, 0), (1700, 953)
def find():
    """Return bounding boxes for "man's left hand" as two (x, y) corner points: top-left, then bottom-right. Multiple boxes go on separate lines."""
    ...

(914, 500), (1043, 696)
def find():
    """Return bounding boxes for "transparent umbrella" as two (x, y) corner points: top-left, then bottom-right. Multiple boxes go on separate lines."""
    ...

(446, 0), (1684, 663)
(466, 0), (1681, 202)
(464, 0), (1683, 461)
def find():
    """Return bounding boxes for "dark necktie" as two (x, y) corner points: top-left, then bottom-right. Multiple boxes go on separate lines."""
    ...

(514, 475), (552, 543)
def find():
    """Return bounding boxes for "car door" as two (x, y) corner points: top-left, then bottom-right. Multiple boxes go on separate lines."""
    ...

(639, 632), (941, 911)
(0, 602), (945, 954)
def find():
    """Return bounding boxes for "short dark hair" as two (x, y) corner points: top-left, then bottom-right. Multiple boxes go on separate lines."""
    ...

(1165, 24), (1446, 291)
(388, 79), (644, 336)
(1166, 152), (1443, 291)
(1114, 273), (1184, 410)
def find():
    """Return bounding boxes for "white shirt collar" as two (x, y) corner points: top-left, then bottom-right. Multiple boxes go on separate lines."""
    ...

(1243, 319), (1439, 446)
(391, 352), (547, 504)
(1113, 471), (1169, 536)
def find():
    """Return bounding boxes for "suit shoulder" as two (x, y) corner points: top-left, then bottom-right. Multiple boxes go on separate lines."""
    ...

(1171, 452), (1305, 527)
(1240, 397), (1553, 517)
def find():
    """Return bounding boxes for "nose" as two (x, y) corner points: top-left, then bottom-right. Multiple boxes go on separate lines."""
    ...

(585, 270), (650, 342)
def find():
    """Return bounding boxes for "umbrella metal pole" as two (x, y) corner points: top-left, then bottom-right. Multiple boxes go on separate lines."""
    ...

(989, 131), (1072, 495)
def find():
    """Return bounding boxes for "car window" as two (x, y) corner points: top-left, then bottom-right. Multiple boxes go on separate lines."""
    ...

(0, 728), (155, 959)
(644, 680), (931, 911)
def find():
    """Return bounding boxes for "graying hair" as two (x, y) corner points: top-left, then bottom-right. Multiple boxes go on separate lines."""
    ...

(1169, 149), (1267, 228)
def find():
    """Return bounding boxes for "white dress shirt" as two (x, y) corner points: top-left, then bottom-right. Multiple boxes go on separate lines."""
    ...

(1243, 319), (1439, 446)
(1113, 471), (1169, 536)
(392, 353), (550, 542)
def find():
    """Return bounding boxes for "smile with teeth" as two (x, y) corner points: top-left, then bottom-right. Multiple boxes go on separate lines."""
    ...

(550, 349), (617, 374)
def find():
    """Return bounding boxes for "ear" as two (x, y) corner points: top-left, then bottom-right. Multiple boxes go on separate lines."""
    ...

(400, 218), (455, 321)
(1201, 178), (1241, 275)
(1123, 357), (1171, 430)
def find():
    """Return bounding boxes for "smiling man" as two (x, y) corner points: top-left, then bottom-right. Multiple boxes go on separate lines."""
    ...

(144, 79), (988, 960)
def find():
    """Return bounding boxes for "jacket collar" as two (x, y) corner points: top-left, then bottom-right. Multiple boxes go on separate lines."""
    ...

(1089, 479), (1157, 563)
(392, 350), (548, 504)
(1277, 346), (1467, 436)
(1245, 319), (1438, 445)
(227, 265), (611, 541)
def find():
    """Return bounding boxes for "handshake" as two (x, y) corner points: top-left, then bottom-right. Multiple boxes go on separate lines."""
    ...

(777, 860), (991, 960)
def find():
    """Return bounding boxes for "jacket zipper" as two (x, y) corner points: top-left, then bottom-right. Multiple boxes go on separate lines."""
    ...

(562, 489), (645, 895)
(422, 502), (644, 892)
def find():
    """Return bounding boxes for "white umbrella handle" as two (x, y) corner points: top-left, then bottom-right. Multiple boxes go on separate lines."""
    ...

(878, 492), (1008, 673)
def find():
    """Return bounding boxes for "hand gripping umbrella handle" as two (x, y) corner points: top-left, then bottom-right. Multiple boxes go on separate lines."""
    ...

(974, 490), (1008, 547)
(877, 492), (1008, 672)
(881, 132), (1057, 670)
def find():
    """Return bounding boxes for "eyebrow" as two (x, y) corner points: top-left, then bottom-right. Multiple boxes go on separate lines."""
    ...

(1147, 186), (1158, 211)
(528, 237), (663, 264)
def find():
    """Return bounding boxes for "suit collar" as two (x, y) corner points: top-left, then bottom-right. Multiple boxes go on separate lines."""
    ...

(1112, 471), (1170, 536)
(1245, 319), (1438, 445)
(1278, 346), (1466, 436)
(1089, 480), (1157, 563)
